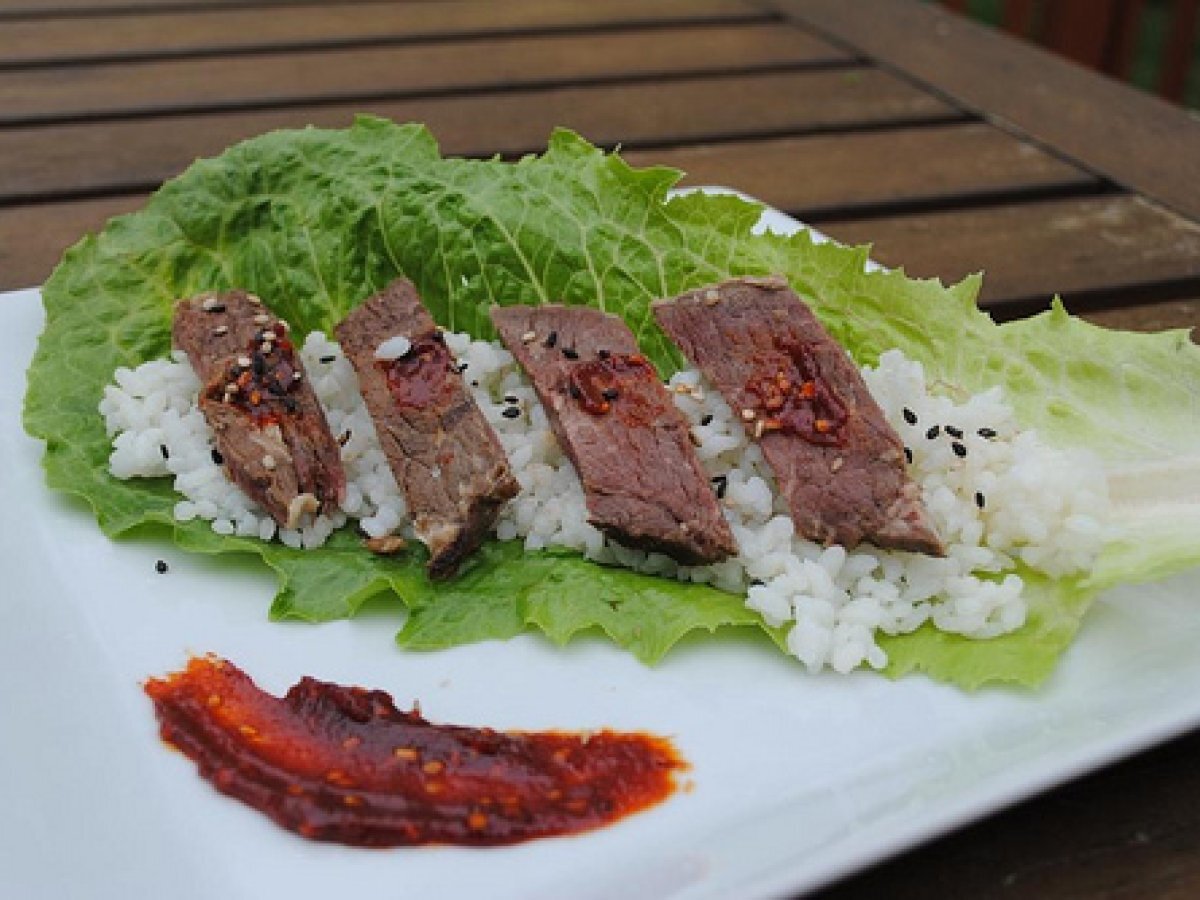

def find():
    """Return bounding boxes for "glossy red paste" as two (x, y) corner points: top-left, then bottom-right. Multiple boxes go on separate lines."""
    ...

(568, 353), (658, 417)
(379, 335), (455, 408)
(145, 656), (688, 847)
(746, 341), (847, 445)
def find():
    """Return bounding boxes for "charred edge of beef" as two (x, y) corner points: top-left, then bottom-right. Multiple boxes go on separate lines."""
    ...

(335, 278), (518, 579)
(172, 290), (346, 529)
(652, 277), (944, 557)
(490, 304), (736, 566)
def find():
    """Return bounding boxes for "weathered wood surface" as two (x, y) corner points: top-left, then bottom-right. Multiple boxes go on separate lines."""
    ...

(765, 0), (1200, 223)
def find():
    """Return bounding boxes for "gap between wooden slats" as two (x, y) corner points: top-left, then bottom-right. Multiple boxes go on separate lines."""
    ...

(0, 68), (961, 204)
(821, 194), (1200, 314)
(0, 0), (771, 67)
(0, 23), (853, 125)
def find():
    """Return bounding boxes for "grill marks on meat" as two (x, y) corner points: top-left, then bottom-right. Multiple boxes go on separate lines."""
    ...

(491, 305), (736, 566)
(336, 279), (518, 579)
(653, 277), (944, 556)
(172, 290), (346, 530)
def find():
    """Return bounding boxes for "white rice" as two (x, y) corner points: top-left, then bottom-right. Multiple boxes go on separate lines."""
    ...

(100, 333), (1110, 674)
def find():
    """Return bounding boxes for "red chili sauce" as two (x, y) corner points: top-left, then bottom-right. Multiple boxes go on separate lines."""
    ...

(207, 323), (301, 427)
(145, 656), (688, 848)
(378, 334), (455, 408)
(746, 342), (847, 445)
(568, 353), (658, 417)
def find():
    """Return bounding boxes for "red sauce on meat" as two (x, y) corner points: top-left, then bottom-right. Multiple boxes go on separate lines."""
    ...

(568, 353), (657, 417)
(746, 342), (847, 445)
(145, 656), (688, 848)
(379, 335), (455, 408)
(206, 323), (302, 427)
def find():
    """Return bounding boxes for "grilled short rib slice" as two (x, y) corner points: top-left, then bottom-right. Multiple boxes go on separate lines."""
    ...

(173, 290), (346, 530)
(491, 304), (737, 566)
(336, 279), (518, 579)
(653, 277), (943, 555)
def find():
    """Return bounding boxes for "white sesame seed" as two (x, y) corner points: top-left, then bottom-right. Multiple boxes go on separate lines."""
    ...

(741, 408), (756, 421)
(253, 313), (270, 325)
(521, 330), (537, 343)
(212, 325), (229, 336)
(237, 356), (251, 368)
(261, 454), (276, 471)
(374, 335), (412, 361)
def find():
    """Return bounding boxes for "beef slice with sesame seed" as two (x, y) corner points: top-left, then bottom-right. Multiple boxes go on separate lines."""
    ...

(653, 277), (943, 556)
(173, 290), (345, 530)
(491, 304), (736, 565)
(336, 279), (518, 579)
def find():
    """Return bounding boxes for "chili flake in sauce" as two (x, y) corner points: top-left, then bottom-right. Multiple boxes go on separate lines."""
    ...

(745, 342), (847, 445)
(145, 656), (688, 848)
(206, 324), (302, 427)
(568, 353), (657, 417)
(378, 334), (456, 409)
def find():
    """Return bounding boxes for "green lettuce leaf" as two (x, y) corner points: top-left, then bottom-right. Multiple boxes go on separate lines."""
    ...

(23, 117), (1200, 689)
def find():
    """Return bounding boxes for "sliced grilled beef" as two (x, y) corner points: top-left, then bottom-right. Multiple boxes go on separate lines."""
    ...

(491, 304), (737, 565)
(173, 290), (346, 530)
(653, 276), (944, 556)
(336, 279), (518, 579)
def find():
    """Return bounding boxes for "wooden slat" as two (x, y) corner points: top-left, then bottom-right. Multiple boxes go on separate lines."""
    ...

(1083, 299), (1199, 340)
(765, 0), (1200, 224)
(821, 195), (1200, 309)
(0, 194), (144, 290)
(0, 120), (1096, 293)
(625, 123), (1098, 219)
(0, 68), (959, 204)
(0, 0), (457, 16)
(0, 0), (766, 66)
(0, 23), (849, 125)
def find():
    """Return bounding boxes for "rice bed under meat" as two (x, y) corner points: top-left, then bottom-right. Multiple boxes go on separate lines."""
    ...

(100, 330), (1110, 674)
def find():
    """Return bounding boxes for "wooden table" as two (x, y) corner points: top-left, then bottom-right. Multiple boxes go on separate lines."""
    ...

(3, 0), (1197, 895)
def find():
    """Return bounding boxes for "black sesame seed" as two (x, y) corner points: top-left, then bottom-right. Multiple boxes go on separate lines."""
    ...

(319, 355), (336, 364)
(597, 348), (611, 360)
(544, 330), (558, 349)
(700, 414), (714, 426)
(282, 397), (298, 414)
(904, 446), (913, 465)
(978, 427), (997, 439)
(711, 475), (728, 499)
(251, 354), (266, 376)
(501, 406), (521, 419)
(975, 491), (986, 509)
(471, 380), (479, 387)
(338, 430), (351, 446)
(155, 559), (168, 574)
(211, 448), (224, 465)
(601, 387), (619, 401)
(568, 384), (582, 400)
(504, 395), (519, 404)
(229, 364), (243, 378)
(431, 330), (446, 344)
(159, 444), (169, 460)
(204, 304), (226, 314)
(925, 425), (940, 440)
(457, 362), (469, 373)
(562, 347), (579, 360)
(945, 425), (964, 439)
(902, 407), (917, 425)
(952, 441), (967, 458)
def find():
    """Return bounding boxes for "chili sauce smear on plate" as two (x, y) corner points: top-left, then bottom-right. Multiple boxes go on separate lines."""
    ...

(145, 656), (688, 847)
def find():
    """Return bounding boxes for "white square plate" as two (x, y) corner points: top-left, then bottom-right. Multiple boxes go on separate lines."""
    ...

(3, 206), (1198, 900)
